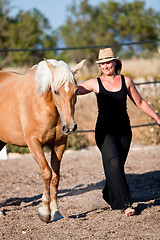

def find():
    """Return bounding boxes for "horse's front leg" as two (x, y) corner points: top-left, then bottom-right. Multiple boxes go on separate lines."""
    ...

(50, 139), (67, 221)
(27, 137), (52, 223)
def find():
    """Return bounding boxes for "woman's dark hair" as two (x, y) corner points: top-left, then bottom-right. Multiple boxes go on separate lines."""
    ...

(115, 59), (122, 74)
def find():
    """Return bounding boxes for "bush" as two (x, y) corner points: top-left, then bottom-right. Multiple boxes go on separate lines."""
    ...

(7, 145), (30, 154)
(66, 133), (89, 150)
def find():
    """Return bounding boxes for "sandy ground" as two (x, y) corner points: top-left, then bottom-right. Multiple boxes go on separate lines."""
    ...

(0, 143), (160, 240)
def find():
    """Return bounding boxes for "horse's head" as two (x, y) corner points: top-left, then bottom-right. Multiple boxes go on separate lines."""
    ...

(43, 59), (86, 135)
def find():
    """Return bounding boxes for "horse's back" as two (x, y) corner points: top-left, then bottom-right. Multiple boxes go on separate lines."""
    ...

(0, 69), (35, 145)
(0, 71), (22, 83)
(0, 68), (36, 92)
(0, 71), (26, 102)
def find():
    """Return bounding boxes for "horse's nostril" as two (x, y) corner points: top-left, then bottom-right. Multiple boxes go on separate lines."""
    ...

(73, 123), (77, 132)
(62, 125), (69, 134)
(62, 124), (77, 134)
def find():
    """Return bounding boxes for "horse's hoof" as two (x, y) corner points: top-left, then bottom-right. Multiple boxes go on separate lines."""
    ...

(52, 211), (64, 221)
(38, 207), (51, 223)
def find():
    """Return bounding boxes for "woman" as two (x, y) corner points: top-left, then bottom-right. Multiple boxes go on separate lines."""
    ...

(77, 48), (160, 216)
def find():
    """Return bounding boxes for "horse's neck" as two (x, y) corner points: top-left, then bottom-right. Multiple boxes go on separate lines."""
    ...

(34, 86), (58, 115)
(26, 68), (60, 121)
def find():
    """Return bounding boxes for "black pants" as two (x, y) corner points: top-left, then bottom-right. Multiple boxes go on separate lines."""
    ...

(96, 132), (133, 210)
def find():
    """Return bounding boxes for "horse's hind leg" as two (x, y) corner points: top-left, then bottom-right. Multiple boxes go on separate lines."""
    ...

(50, 140), (66, 221)
(27, 137), (52, 223)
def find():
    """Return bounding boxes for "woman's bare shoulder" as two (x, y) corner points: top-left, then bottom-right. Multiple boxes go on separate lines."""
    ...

(124, 75), (134, 88)
(87, 78), (99, 92)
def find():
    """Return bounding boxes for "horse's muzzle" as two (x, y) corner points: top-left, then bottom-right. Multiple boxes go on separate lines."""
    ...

(62, 123), (77, 135)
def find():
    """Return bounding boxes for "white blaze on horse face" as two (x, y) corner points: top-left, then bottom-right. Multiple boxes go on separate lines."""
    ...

(54, 83), (77, 135)
(65, 82), (69, 93)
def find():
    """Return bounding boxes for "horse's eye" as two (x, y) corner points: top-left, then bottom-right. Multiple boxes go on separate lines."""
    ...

(75, 89), (78, 94)
(54, 90), (59, 95)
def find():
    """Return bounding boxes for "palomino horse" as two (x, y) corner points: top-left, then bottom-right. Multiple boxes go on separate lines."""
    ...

(0, 58), (85, 222)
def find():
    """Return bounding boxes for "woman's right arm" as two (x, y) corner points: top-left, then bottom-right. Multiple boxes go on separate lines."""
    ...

(77, 78), (98, 95)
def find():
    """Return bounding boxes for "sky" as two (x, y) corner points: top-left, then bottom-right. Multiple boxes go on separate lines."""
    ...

(10, 0), (160, 30)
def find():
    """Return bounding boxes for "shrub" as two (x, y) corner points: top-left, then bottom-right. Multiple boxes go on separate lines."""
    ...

(7, 145), (30, 154)
(66, 133), (89, 150)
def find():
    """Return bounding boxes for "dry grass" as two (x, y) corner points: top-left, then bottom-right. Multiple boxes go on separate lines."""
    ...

(75, 93), (97, 145)
(75, 56), (160, 145)
(75, 93), (160, 146)
(2, 57), (160, 146)
(76, 56), (160, 80)
(3, 56), (160, 79)
(2, 66), (29, 74)
(122, 57), (160, 79)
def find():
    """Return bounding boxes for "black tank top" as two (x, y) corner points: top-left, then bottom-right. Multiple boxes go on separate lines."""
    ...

(96, 75), (131, 134)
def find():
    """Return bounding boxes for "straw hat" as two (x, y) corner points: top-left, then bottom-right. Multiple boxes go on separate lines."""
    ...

(96, 48), (122, 73)
(96, 48), (119, 63)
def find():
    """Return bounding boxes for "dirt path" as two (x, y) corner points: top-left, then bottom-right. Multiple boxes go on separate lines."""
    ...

(0, 143), (160, 240)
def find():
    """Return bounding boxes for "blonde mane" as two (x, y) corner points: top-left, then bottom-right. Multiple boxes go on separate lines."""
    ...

(34, 59), (76, 94)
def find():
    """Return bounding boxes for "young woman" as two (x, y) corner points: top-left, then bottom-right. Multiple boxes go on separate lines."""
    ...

(77, 48), (160, 216)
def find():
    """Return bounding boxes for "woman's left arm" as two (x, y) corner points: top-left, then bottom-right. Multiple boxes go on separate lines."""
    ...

(125, 76), (160, 126)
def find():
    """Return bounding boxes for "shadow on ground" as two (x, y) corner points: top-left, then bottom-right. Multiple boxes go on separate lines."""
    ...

(1, 171), (159, 215)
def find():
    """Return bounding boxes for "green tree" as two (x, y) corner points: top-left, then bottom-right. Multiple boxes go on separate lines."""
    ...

(0, 0), (58, 68)
(60, 0), (119, 63)
(117, 1), (160, 54)
(60, 0), (160, 62)
(0, 0), (11, 67)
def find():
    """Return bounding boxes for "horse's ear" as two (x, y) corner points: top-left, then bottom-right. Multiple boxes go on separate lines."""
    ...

(71, 59), (86, 74)
(44, 58), (55, 75)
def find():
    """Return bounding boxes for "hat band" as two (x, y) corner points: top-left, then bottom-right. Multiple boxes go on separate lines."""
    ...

(98, 56), (115, 61)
